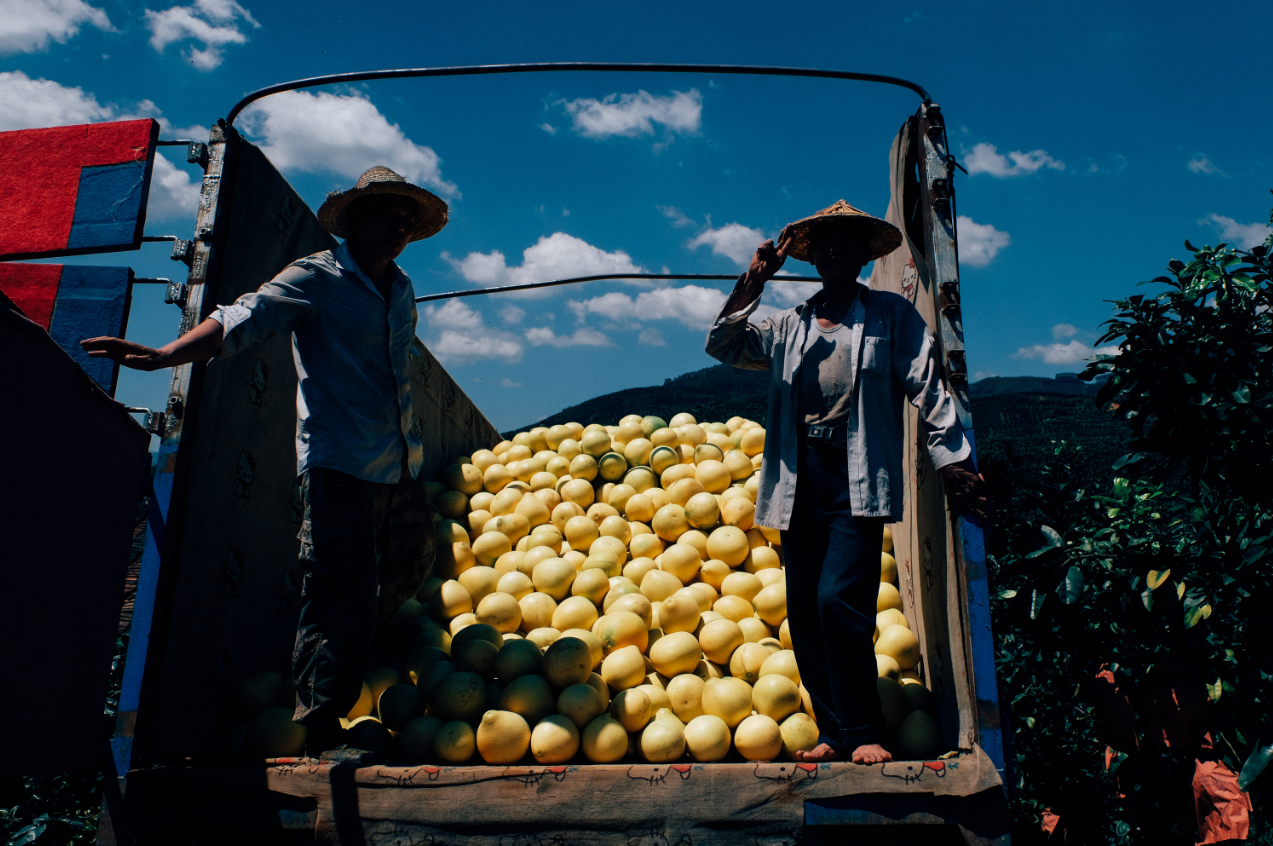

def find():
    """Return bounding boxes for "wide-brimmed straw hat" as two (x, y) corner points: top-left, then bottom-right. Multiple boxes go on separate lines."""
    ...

(782, 199), (902, 264)
(317, 166), (449, 242)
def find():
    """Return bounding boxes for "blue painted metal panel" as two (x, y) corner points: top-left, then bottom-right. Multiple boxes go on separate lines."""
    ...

(66, 161), (149, 252)
(46, 264), (131, 395)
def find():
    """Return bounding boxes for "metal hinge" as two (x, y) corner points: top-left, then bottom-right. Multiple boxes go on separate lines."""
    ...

(126, 408), (168, 435)
(931, 177), (952, 218)
(946, 349), (968, 382)
(165, 281), (188, 307)
(187, 142), (209, 168)
(939, 280), (961, 317)
(170, 239), (194, 265)
(166, 396), (184, 422)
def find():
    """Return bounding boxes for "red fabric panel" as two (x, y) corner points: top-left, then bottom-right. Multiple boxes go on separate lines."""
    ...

(1192, 759), (1253, 843)
(0, 119), (155, 258)
(0, 262), (62, 328)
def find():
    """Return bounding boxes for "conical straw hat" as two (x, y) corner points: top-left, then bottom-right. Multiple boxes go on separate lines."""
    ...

(782, 199), (902, 264)
(317, 166), (449, 242)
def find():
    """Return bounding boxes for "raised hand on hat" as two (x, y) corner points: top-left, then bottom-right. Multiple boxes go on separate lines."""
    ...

(721, 231), (796, 316)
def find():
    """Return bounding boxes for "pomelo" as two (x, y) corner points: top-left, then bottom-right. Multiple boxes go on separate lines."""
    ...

(877, 608), (909, 631)
(428, 580), (473, 619)
(476, 592), (522, 634)
(640, 709), (686, 763)
(752, 674), (800, 722)
(377, 683), (426, 730)
(712, 595), (754, 623)
(875, 625), (920, 669)
(498, 674), (555, 726)
(706, 526), (749, 567)
(552, 595), (599, 632)
(518, 593), (558, 632)
(876, 677), (909, 730)
(894, 709), (941, 760)
(660, 544), (702, 583)
(397, 715), (443, 763)
(721, 571), (763, 603)
(882, 525), (894, 553)
(698, 559), (731, 590)
(877, 582), (903, 613)
(649, 631), (701, 677)
(684, 714), (731, 762)
(738, 617), (772, 644)
(652, 504), (690, 541)
(433, 719), (476, 763)
(543, 636), (594, 688)
(246, 707), (306, 758)
(734, 714), (782, 761)
(880, 551), (898, 584)
(779, 713), (819, 760)
(345, 716), (391, 755)
(442, 463), (484, 496)
(609, 593), (653, 629)
(610, 686), (653, 732)
(753, 583), (787, 626)
(729, 642), (770, 684)
(698, 618), (745, 665)
(740, 427), (765, 457)
(581, 715), (628, 763)
(495, 638), (544, 681)
(347, 682), (374, 720)
(595, 611), (648, 655)
(876, 654), (901, 680)
(530, 714), (580, 763)
(557, 682), (605, 730)
(745, 546), (781, 574)
(701, 677), (754, 728)
(695, 460), (731, 494)
(903, 682), (937, 716)
(560, 479), (595, 508)
(758, 649), (800, 685)
(676, 529), (709, 561)
(601, 644), (646, 691)
(559, 629), (604, 670)
(433, 672), (487, 724)
(720, 497), (755, 530)
(483, 463), (513, 494)
(457, 566), (500, 606)
(658, 593), (700, 634)
(472, 532), (512, 568)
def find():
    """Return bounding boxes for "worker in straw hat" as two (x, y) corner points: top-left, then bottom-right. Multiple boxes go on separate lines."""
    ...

(706, 199), (988, 765)
(82, 166), (450, 761)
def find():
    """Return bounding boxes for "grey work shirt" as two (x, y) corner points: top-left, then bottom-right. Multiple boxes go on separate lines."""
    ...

(208, 241), (423, 484)
(705, 279), (970, 528)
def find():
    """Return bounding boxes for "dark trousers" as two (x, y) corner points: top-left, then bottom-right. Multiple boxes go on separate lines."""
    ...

(292, 467), (435, 726)
(781, 438), (887, 753)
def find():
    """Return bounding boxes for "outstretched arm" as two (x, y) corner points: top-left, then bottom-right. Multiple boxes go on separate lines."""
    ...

(719, 230), (795, 315)
(81, 317), (224, 372)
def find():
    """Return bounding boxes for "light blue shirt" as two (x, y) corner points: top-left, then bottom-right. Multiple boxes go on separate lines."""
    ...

(209, 242), (423, 484)
(705, 279), (970, 528)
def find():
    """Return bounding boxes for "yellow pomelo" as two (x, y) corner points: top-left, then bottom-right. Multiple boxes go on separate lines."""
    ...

(433, 719), (476, 763)
(559, 629), (603, 670)
(531, 557), (576, 600)
(699, 559), (731, 590)
(514, 494), (551, 528)
(660, 544), (702, 583)
(636, 568), (679, 603)
(698, 618), (744, 665)
(738, 617), (772, 644)
(396, 715), (443, 764)
(756, 568), (784, 588)
(753, 583), (787, 626)
(526, 529), (563, 555)
(669, 412), (697, 428)
(740, 427), (766, 457)
(649, 631), (701, 677)
(678, 424), (707, 446)
(597, 452), (629, 482)
(455, 639), (499, 679)
(706, 526), (749, 567)
(877, 608), (909, 631)
(564, 514), (600, 551)
(694, 659), (727, 681)
(734, 714), (782, 761)
(623, 493), (655, 523)
(720, 484), (755, 505)
(779, 619), (791, 650)
(589, 536), (628, 567)
(557, 438), (581, 461)
(498, 674), (555, 726)
(560, 479), (595, 508)
(586, 671), (611, 710)
(894, 709), (942, 760)
(677, 529), (709, 560)
(666, 673), (706, 723)
(622, 437), (654, 469)
(667, 478), (706, 508)
(476, 592), (522, 634)
(518, 592), (557, 632)
(571, 568), (610, 604)
(493, 439), (513, 456)
(883, 525), (894, 553)
(495, 638), (544, 681)
(470, 449), (500, 472)
(660, 463), (697, 489)
(601, 644), (646, 691)
(436, 520), (470, 546)
(721, 571), (763, 603)
(609, 686), (652, 732)
(649, 426), (677, 447)
(701, 677), (754, 728)
(712, 595), (754, 623)
(658, 593), (700, 634)
(552, 595), (599, 632)
(876, 654), (901, 680)
(345, 716), (391, 755)
(377, 683), (426, 731)
(692, 442), (723, 464)
(543, 636), (594, 688)
(729, 642), (771, 684)
(877, 677), (909, 731)
(442, 463), (484, 496)
(623, 556), (657, 585)
(609, 593), (653, 629)
(581, 430), (612, 458)
(880, 551), (898, 584)
(429, 580), (474, 620)
(720, 497), (755, 530)
(457, 566), (500, 606)
(640, 709), (686, 763)
(581, 714), (628, 763)
(472, 532), (513, 568)
(683, 491), (720, 530)
(745, 546), (782, 574)
(629, 533), (664, 560)
(496, 571), (533, 600)
(878, 582), (903, 613)
(529, 471), (559, 492)
(435, 489), (469, 519)
(485, 514), (531, 545)
(904, 682), (937, 716)
(435, 541), (476, 580)
(875, 625), (920, 669)
(404, 647), (450, 686)
(346, 682), (374, 720)
(754, 524), (781, 545)
(780, 713), (819, 760)
(551, 502), (585, 534)
(722, 449), (754, 481)
(645, 488), (671, 511)
(606, 483), (637, 513)
(684, 714), (731, 762)
(557, 682), (605, 730)
(476, 710), (530, 764)
(600, 581), (639, 613)
(707, 432), (736, 452)
(648, 445), (680, 476)
(483, 463), (513, 494)
(525, 627), (561, 650)
(449, 613), (477, 635)
(623, 466), (658, 493)
(752, 674), (800, 722)
(433, 672), (488, 724)
(758, 649), (801, 685)
(493, 551), (528, 577)
(695, 460), (731, 494)
(530, 714), (580, 763)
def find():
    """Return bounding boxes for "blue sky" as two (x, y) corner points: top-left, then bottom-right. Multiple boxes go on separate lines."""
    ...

(4, 0), (1271, 432)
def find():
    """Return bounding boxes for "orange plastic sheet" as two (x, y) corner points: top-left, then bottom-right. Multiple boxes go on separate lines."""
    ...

(1193, 759), (1252, 844)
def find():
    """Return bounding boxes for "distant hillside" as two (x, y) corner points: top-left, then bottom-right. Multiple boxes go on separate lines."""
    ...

(969, 375), (1099, 398)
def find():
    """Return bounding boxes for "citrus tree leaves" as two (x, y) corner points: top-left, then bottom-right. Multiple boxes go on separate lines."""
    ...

(1239, 741), (1273, 791)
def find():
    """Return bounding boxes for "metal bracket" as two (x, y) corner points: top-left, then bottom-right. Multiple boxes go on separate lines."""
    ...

(170, 239), (194, 265)
(166, 396), (184, 422)
(165, 281), (188, 307)
(187, 142), (209, 168)
(946, 349), (968, 382)
(125, 408), (168, 435)
(939, 280), (961, 317)
(931, 177), (952, 218)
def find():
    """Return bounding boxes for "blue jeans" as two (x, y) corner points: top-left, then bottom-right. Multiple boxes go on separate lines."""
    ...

(781, 437), (887, 753)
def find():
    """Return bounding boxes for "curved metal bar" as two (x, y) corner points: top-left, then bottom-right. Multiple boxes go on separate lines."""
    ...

(414, 272), (823, 303)
(226, 62), (930, 124)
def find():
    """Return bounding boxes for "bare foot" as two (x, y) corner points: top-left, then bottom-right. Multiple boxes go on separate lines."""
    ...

(795, 743), (838, 763)
(851, 743), (892, 764)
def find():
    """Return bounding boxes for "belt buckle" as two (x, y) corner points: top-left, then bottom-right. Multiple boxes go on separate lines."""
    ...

(806, 423), (843, 443)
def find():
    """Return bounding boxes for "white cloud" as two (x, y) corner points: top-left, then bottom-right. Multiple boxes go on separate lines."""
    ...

(0, 70), (112, 130)
(957, 216), (1011, 267)
(500, 377), (522, 388)
(524, 326), (611, 348)
(445, 232), (644, 297)
(1013, 340), (1119, 365)
(1187, 155), (1225, 177)
(539, 123), (556, 135)
(239, 89), (458, 196)
(638, 327), (666, 346)
(144, 0), (259, 70)
(422, 299), (523, 364)
(561, 89), (702, 139)
(145, 152), (201, 220)
(1051, 324), (1079, 340)
(764, 279), (820, 308)
(964, 142), (1065, 178)
(0, 0), (112, 54)
(568, 284), (727, 330)
(658, 205), (695, 228)
(499, 305), (525, 324)
(1202, 214), (1271, 250)
(688, 221), (765, 268)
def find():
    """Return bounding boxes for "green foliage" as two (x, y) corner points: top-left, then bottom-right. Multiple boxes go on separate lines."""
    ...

(989, 199), (1273, 844)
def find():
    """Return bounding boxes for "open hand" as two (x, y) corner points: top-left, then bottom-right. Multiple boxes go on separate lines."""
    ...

(940, 458), (990, 522)
(80, 336), (169, 371)
(747, 230), (796, 285)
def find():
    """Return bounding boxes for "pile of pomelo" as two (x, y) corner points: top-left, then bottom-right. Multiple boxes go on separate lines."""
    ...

(232, 413), (944, 764)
